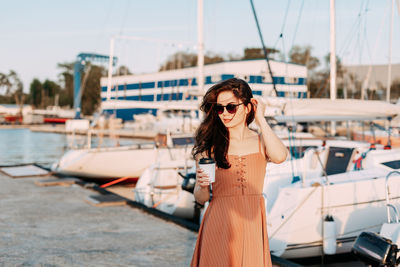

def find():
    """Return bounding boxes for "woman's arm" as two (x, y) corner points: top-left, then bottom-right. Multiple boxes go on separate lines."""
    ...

(251, 97), (288, 164)
(193, 154), (211, 204)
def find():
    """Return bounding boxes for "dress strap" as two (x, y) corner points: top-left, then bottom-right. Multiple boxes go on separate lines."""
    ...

(258, 134), (262, 154)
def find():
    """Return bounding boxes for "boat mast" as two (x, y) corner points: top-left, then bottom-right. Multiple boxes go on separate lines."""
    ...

(330, 0), (337, 135)
(387, 0), (394, 103)
(106, 37), (115, 101)
(197, 0), (205, 95)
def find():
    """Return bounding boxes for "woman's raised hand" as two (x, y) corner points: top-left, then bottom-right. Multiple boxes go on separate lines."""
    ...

(250, 96), (266, 124)
(196, 168), (210, 188)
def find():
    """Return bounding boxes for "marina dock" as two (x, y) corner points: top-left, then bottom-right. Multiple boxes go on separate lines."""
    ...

(0, 172), (197, 266)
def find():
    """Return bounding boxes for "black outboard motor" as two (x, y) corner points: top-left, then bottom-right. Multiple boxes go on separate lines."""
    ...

(179, 171), (202, 223)
(179, 172), (196, 193)
(352, 231), (398, 267)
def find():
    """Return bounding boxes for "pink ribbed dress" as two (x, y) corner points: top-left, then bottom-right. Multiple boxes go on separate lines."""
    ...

(191, 136), (272, 267)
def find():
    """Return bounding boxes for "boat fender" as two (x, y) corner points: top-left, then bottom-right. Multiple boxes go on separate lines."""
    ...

(323, 215), (337, 255)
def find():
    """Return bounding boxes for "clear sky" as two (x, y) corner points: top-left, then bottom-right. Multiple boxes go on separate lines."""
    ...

(0, 0), (399, 92)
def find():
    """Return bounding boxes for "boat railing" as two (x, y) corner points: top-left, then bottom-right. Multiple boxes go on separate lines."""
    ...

(385, 170), (400, 223)
(301, 146), (327, 186)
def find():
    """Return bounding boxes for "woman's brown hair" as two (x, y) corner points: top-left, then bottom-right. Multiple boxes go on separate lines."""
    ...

(192, 78), (255, 169)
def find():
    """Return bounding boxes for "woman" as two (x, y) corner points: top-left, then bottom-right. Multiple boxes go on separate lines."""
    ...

(190, 78), (288, 267)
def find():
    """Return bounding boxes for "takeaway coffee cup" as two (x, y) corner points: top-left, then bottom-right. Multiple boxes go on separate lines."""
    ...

(199, 158), (216, 183)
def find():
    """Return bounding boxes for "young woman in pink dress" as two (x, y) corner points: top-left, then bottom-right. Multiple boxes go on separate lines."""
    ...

(191, 78), (288, 267)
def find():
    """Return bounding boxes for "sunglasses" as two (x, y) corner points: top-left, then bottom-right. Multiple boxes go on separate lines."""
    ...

(214, 103), (244, 114)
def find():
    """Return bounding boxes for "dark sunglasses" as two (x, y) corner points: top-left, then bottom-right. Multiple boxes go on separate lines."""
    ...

(214, 103), (244, 114)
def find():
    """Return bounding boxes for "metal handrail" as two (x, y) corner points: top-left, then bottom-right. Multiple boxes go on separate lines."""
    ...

(301, 146), (326, 186)
(386, 203), (400, 224)
(385, 171), (400, 223)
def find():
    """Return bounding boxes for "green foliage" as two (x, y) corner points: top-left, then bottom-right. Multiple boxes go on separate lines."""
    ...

(80, 64), (106, 115)
(28, 78), (61, 108)
(289, 45), (320, 71)
(56, 61), (105, 115)
(0, 70), (25, 110)
(159, 46), (284, 72)
(243, 47), (280, 60)
(57, 62), (74, 107)
(29, 79), (43, 107)
(116, 65), (132, 76)
(0, 61), (106, 115)
(390, 79), (400, 101)
(159, 51), (226, 71)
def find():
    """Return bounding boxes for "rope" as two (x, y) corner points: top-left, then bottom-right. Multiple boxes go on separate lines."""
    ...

(273, 0), (291, 50)
(290, 0), (304, 49)
(100, 176), (132, 188)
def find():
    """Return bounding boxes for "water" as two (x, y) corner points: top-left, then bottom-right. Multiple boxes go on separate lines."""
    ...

(0, 128), (149, 168)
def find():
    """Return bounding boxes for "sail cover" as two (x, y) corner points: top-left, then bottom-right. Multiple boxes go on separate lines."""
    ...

(269, 99), (400, 122)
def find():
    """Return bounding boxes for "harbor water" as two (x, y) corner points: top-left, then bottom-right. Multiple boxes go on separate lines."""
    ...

(0, 128), (147, 167)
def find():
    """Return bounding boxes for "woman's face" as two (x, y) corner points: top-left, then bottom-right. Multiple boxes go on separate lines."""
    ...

(216, 90), (249, 128)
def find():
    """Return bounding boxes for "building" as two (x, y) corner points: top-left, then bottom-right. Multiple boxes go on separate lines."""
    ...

(100, 59), (308, 121)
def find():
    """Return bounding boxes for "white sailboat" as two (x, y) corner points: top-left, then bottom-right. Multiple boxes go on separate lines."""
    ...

(265, 140), (400, 258)
(52, 133), (194, 183)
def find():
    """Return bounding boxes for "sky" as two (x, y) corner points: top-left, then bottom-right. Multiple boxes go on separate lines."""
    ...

(0, 0), (399, 92)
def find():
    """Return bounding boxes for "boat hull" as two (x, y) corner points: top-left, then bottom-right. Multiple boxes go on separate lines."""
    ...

(53, 144), (193, 183)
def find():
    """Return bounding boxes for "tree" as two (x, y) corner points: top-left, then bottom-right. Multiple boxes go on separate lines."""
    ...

(243, 47), (280, 60)
(57, 61), (107, 115)
(42, 79), (61, 107)
(310, 53), (346, 98)
(80, 64), (106, 115)
(289, 45), (320, 71)
(159, 51), (225, 71)
(29, 79), (43, 107)
(0, 70), (25, 111)
(116, 65), (132, 76)
(57, 62), (74, 107)
(390, 80), (400, 102)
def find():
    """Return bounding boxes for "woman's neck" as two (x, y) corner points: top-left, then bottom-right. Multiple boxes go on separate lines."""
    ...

(228, 123), (249, 141)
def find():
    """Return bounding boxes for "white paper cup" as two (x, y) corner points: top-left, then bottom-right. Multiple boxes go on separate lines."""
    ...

(199, 158), (216, 183)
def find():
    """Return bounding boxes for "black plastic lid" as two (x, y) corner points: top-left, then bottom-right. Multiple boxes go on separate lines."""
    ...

(199, 158), (215, 164)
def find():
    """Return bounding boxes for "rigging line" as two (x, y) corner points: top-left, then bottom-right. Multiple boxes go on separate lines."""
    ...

(118, 0), (131, 36)
(345, 6), (367, 69)
(362, 4), (380, 91)
(249, 0), (278, 96)
(357, 1), (370, 65)
(342, 0), (368, 63)
(361, 0), (391, 99)
(93, 0), (115, 54)
(278, 22), (298, 177)
(280, 0), (292, 36)
(290, 0), (305, 49)
(338, 0), (366, 58)
(273, 0), (292, 50)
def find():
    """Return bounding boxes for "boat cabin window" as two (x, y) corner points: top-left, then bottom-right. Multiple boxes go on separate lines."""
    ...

(382, 160), (400, 170)
(325, 147), (354, 176)
(172, 136), (195, 146)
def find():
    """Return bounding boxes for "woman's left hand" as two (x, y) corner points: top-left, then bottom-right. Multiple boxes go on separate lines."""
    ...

(250, 96), (266, 125)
